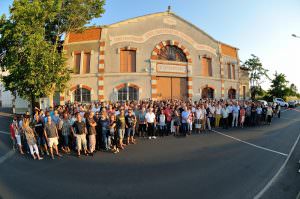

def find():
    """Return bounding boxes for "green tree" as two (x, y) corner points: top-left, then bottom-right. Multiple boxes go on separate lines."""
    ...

(289, 83), (298, 96)
(0, 0), (105, 112)
(243, 54), (270, 100)
(268, 72), (290, 99)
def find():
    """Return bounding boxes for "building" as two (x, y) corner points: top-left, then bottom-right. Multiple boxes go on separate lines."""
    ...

(61, 10), (250, 104)
(0, 71), (29, 113)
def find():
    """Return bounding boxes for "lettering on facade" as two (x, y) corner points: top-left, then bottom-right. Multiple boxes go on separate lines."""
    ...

(109, 28), (217, 55)
(157, 64), (187, 73)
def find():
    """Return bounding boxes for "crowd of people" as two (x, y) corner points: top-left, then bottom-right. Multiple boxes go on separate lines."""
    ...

(9, 99), (282, 160)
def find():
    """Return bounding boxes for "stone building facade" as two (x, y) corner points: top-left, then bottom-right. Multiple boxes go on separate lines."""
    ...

(61, 11), (250, 104)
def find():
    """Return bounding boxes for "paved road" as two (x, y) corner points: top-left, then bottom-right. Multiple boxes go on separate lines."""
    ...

(0, 108), (299, 199)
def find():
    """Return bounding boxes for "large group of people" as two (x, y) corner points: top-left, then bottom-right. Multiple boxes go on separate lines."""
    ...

(9, 99), (282, 160)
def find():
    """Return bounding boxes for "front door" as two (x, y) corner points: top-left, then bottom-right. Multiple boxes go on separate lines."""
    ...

(156, 77), (187, 100)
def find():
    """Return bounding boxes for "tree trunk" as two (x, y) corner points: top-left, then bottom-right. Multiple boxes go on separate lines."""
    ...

(30, 95), (35, 116)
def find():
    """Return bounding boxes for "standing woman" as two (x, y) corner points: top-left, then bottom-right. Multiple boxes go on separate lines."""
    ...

(266, 105), (273, 125)
(109, 114), (119, 154)
(23, 119), (43, 160)
(86, 111), (97, 155)
(12, 116), (24, 154)
(173, 110), (181, 136)
(239, 106), (246, 128)
(60, 112), (72, 153)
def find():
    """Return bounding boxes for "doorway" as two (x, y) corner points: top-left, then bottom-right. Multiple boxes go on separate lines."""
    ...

(156, 77), (187, 100)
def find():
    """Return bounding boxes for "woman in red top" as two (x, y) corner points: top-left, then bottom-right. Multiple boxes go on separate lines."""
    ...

(240, 106), (246, 128)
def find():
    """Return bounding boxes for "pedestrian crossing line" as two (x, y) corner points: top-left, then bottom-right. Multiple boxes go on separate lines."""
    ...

(0, 131), (10, 135)
(212, 130), (288, 157)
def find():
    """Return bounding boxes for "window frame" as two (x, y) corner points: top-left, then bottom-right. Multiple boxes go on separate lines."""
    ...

(117, 85), (139, 101)
(74, 88), (91, 103)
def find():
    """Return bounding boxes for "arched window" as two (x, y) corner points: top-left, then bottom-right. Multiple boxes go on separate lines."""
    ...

(74, 88), (91, 102)
(118, 86), (139, 101)
(228, 88), (236, 99)
(202, 87), (214, 99)
(157, 45), (187, 62)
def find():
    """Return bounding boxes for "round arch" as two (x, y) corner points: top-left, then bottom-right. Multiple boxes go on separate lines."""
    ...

(228, 88), (237, 99)
(114, 83), (141, 101)
(150, 40), (192, 64)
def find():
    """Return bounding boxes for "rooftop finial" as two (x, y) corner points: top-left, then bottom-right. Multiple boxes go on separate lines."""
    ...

(167, 5), (171, 13)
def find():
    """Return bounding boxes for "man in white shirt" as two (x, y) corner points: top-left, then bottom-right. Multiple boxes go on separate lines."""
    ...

(145, 108), (156, 139)
(232, 102), (240, 127)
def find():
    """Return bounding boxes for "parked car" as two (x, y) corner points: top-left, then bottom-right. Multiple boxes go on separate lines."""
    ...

(273, 98), (289, 107)
(257, 100), (268, 106)
(288, 100), (297, 108)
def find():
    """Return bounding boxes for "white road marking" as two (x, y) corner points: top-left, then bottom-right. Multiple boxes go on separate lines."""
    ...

(212, 130), (288, 157)
(0, 130), (15, 165)
(0, 131), (10, 135)
(0, 150), (15, 164)
(280, 117), (300, 121)
(253, 131), (300, 199)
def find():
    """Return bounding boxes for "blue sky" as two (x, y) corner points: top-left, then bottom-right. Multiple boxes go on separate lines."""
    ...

(1, 0), (300, 89)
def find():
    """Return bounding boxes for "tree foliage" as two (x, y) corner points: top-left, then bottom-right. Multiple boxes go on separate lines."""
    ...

(268, 71), (290, 99)
(0, 0), (105, 109)
(243, 54), (269, 100)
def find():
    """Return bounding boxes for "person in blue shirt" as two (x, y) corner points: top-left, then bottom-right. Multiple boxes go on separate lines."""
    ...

(181, 106), (190, 136)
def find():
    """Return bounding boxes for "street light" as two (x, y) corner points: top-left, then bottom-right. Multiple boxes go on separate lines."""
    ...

(292, 34), (300, 38)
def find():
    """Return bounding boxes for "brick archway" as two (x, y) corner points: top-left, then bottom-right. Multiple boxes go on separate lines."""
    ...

(115, 83), (140, 90)
(201, 85), (216, 99)
(150, 40), (192, 64)
(70, 84), (93, 92)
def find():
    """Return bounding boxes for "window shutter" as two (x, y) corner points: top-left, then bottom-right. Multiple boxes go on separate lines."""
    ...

(227, 64), (231, 79)
(83, 53), (91, 74)
(208, 58), (212, 76)
(232, 65), (235, 80)
(74, 54), (81, 74)
(202, 58), (208, 76)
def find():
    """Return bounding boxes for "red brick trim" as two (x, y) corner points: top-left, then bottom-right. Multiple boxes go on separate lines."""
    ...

(151, 40), (192, 64)
(70, 85), (92, 92)
(99, 41), (105, 47)
(98, 68), (105, 73)
(201, 85), (216, 90)
(82, 85), (92, 91)
(115, 83), (140, 90)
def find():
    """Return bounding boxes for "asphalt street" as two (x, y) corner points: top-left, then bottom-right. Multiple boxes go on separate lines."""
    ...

(0, 108), (300, 199)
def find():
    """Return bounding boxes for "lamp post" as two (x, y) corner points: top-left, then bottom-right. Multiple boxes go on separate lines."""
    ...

(292, 34), (300, 38)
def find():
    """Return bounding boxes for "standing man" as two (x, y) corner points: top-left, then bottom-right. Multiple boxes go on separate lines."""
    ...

(44, 116), (62, 160)
(72, 113), (88, 157)
(145, 107), (156, 139)
(137, 107), (147, 138)
(232, 102), (240, 127)
(221, 104), (229, 129)
(181, 106), (190, 136)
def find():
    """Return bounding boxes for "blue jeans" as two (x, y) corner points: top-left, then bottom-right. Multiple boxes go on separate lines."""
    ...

(127, 127), (135, 137)
(102, 129), (110, 150)
(181, 123), (188, 136)
(63, 135), (69, 147)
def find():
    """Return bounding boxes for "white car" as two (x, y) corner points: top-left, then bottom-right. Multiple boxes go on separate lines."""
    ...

(273, 98), (289, 107)
(258, 100), (268, 106)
